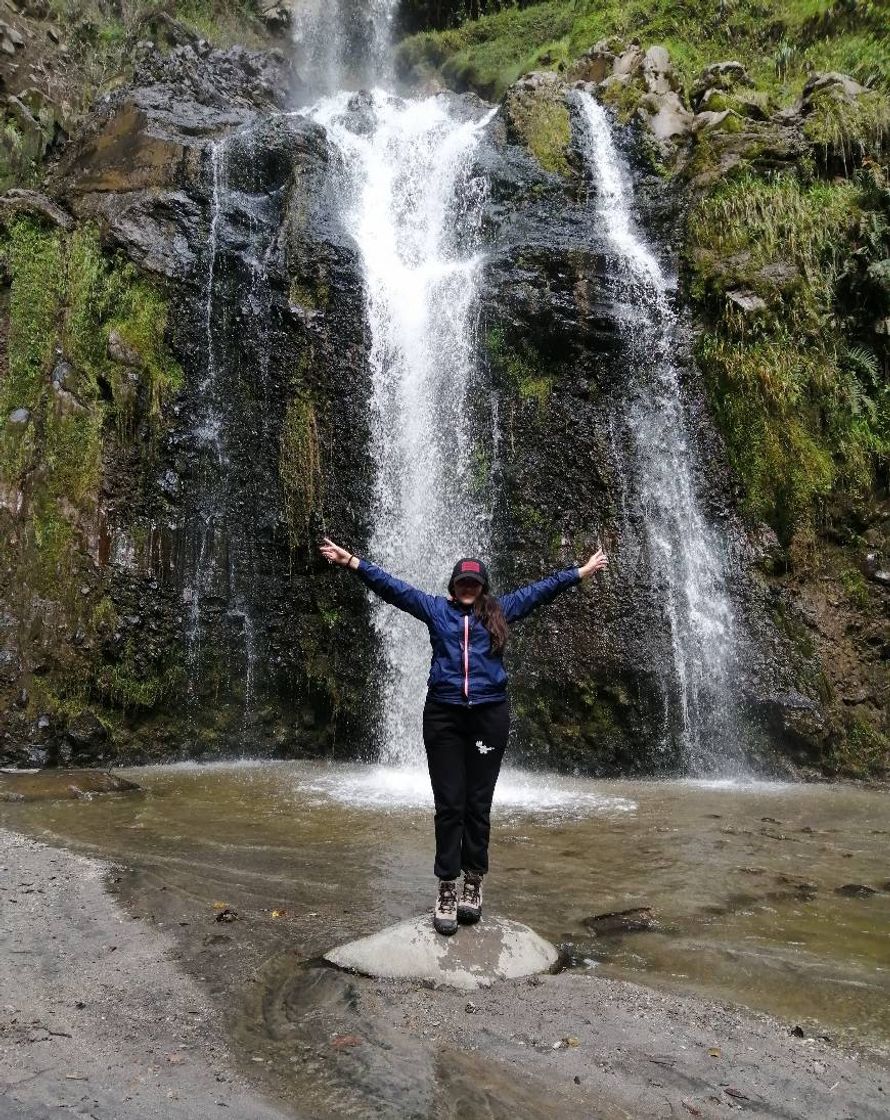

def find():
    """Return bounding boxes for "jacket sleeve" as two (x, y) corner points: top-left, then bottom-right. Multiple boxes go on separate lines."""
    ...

(499, 567), (582, 623)
(353, 559), (437, 624)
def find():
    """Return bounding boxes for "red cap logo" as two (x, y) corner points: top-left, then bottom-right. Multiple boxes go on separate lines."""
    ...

(460, 561), (481, 573)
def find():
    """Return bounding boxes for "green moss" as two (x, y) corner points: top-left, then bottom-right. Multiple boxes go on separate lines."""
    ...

(102, 647), (186, 711)
(687, 172), (889, 551)
(0, 221), (63, 466)
(486, 326), (553, 411)
(289, 277), (330, 311)
(507, 90), (572, 175)
(839, 567), (871, 609)
(802, 86), (890, 172)
(823, 713), (890, 779)
(280, 394), (323, 549)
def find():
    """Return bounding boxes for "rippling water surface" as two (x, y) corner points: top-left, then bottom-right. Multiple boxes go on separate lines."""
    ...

(3, 761), (889, 1048)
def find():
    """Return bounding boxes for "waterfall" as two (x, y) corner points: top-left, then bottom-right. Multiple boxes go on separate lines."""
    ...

(573, 90), (746, 775)
(310, 92), (495, 764)
(183, 128), (281, 727)
(291, 0), (399, 96)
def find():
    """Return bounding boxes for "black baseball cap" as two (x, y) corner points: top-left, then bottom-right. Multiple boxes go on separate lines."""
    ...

(449, 558), (489, 591)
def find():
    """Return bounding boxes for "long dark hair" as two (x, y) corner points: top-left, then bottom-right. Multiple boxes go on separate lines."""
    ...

(474, 591), (508, 656)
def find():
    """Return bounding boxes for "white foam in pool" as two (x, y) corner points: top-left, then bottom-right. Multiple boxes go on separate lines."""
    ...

(300, 763), (637, 817)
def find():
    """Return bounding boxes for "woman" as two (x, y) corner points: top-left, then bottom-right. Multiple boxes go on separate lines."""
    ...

(318, 536), (609, 935)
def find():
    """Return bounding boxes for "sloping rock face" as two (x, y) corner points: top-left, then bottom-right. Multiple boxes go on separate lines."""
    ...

(0, 41), (830, 773)
(1, 45), (379, 765)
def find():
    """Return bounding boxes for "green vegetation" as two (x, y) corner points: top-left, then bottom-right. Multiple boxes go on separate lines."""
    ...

(100, 640), (186, 711)
(279, 393), (323, 549)
(822, 713), (890, 778)
(505, 86), (572, 174)
(802, 84), (890, 173)
(1, 218), (182, 501)
(486, 326), (553, 410)
(42, 0), (267, 109)
(1, 216), (182, 725)
(397, 0), (889, 102)
(687, 168), (889, 555)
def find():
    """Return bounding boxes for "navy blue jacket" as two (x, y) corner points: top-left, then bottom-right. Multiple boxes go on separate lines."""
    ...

(354, 559), (582, 706)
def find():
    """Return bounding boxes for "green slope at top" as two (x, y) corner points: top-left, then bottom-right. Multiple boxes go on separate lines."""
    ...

(396, 0), (890, 101)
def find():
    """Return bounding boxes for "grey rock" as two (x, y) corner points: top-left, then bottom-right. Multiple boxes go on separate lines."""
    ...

(691, 61), (753, 108)
(65, 709), (108, 749)
(107, 329), (143, 367)
(637, 91), (693, 142)
(800, 71), (868, 109)
(0, 189), (76, 232)
(727, 289), (768, 313)
(325, 915), (558, 990)
(642, 45), (678, 95)
(7, 408), (30, 425)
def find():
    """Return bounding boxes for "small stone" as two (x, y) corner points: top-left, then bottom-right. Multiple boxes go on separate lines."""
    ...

(7, 408), (30, 425)
(727, 289), (767, 313)
(465, 1001), (477, 1014)
(834, 884), (876, 898)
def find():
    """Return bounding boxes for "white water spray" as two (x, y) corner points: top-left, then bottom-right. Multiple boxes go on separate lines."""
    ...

(574, 91), (744, 774)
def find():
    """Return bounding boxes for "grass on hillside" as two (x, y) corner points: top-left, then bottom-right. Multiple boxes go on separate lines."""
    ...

(688, 168), (890, 552)
(397, 0), (890, 101)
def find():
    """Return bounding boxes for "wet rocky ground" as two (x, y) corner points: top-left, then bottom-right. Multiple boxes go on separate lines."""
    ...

(2, 764), (889, 1119)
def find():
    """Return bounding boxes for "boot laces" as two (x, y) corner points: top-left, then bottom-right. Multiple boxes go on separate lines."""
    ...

(461, 874), (482, 906)
(437, 879), (457, 915)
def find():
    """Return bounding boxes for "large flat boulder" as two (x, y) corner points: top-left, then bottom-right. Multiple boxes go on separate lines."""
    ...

(325, 915), (558, 990)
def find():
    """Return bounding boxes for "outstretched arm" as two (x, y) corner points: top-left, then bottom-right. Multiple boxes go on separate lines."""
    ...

(318, 537), (436, 624)
(500, 548), (608, 623)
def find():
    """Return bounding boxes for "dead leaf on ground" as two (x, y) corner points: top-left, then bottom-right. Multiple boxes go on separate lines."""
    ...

(331, 1033), (362, 1049)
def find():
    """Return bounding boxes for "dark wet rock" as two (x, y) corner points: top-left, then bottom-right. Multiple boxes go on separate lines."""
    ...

(582, 906), (658, 935)
(65, 709), (108, 749)
(834, 884), (877, 898)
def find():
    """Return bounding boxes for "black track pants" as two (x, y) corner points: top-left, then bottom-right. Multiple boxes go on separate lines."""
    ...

(422, 696), (510, 881)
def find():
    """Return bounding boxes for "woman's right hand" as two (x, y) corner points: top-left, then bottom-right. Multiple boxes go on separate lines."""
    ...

(319, 537), (354, 567)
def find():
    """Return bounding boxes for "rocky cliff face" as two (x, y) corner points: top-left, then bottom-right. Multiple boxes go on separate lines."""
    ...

(1, 5), (886, 776)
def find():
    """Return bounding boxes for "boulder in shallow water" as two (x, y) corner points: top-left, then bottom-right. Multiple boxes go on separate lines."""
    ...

(0, 768), (141, 801)
(325, 915), (558, 990)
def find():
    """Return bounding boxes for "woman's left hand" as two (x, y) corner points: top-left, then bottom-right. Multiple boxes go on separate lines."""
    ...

(579, 549), (608, 579)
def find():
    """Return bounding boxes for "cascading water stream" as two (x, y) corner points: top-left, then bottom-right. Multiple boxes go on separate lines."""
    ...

(183, 128), (282, 727)
(309, 92), (495, 765)
(573, 90), (746, 775)
(291, 0), (399, 96)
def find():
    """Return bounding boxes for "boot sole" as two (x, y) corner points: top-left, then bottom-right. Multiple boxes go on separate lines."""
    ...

(457, 907), (481, 925)
(433, 919), (458, 936)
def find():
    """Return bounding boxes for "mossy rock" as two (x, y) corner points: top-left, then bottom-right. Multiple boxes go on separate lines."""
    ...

(502, 74), (572, 177)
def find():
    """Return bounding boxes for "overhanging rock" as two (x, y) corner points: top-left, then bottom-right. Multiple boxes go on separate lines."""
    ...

(324, 915), (558, 990)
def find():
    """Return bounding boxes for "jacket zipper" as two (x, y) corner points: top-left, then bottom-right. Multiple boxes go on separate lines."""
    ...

(463, 614), (470, 701)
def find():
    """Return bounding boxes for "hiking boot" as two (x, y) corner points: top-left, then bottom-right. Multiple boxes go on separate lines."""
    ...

(458, 871), (483, 925)
(433, 878), (458, 935)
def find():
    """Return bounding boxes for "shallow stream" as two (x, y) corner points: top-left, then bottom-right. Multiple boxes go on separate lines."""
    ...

(2, 762), (889, 1051)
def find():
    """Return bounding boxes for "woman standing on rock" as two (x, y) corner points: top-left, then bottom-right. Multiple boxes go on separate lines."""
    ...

(319, 537), (608, 935)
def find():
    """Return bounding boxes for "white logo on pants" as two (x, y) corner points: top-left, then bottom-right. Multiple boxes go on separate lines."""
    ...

(476, 740), (493, 754)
